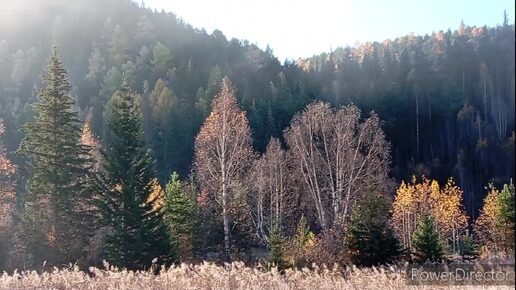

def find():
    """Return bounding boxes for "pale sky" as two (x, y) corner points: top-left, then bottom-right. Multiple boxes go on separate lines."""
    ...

(144, 0), (514, 62)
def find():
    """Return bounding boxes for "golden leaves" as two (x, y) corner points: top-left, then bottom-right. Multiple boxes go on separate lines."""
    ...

(391, 176), (468, 249)
(194, 76), (254, 197)
(81, 122), (102, 170)
(146, 178), (165, 212)
(474, 185), (508, 255)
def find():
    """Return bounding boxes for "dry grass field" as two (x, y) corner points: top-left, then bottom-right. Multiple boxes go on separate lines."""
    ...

(0, 262), (512, 290)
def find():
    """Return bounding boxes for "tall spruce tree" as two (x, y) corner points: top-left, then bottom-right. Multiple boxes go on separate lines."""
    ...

(98, 80), (176, 270)
(17, 47), (94, 266)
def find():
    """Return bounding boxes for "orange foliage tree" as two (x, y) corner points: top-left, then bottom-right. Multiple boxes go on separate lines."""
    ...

(146, 178), (165, 213)
(391, 176), (468, 253)
(474, 184), (512, 255)
(194, 77), (254, 261)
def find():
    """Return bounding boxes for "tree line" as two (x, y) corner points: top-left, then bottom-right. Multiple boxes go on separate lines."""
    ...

(0, 48), (513, 271)
(0, 1), (514, 226)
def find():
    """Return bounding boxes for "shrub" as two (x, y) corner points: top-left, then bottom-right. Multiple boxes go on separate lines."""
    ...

(284, 215), (315, 268)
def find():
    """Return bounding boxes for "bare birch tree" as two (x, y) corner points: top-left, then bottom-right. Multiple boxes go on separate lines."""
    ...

(248, 137), (289, 245)
(194, 77), (254, 261)
(284, 101), (390, 232)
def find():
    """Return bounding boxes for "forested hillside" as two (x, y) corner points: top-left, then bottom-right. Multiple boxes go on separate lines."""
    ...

(0, 0), (514, 272)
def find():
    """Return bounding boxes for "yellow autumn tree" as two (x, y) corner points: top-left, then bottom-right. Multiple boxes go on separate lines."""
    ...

(113, 178), (164, 213)
(474, 185), (505, 255)
(391, 176), (468, 253)
(431, 179), (468, 253)
(391, 176), (431, 249)
(391, 180), (412, 248)
(194, 77), (254, 261)
(146, 178), (165, 213)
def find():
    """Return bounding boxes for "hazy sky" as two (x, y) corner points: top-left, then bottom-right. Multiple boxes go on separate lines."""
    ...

(144, 0), (514, 61)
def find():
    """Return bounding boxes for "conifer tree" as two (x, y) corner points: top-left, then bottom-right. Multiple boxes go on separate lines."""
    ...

(458, 232), (478, 260)
(345, 193), (402, 267)
(98, 80), (176, 269)
(149, 79), (177, 179)
(152, 42), (171, 77)
(17, 47), (94, 266)
(163, 172), (199, 261)
(498, 182), (515, 253)
(411, 215), (444, 263)
(285, 215), (315, 268)
(267, 229), (287, 271)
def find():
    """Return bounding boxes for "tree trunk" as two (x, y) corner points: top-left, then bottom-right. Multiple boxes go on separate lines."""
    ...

(483, 81), (487, 122)
(427, 92), (434, 161)
(415, 92), (420, 162)
(222, 179), (230, 261)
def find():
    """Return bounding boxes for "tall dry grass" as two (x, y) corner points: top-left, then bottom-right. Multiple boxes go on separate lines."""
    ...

(0, 262), (512, 290)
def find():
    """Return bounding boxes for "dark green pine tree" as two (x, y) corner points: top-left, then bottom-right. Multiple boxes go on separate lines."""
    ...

(163, 171), (199, 261)
(458, 232), (478, 260)
(99, 80), (176, 270)
(17, 47), (95, 266)
(411, 215), (444, 263)
(345, 193), (402, 267)
(267, 229), (287, 271)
